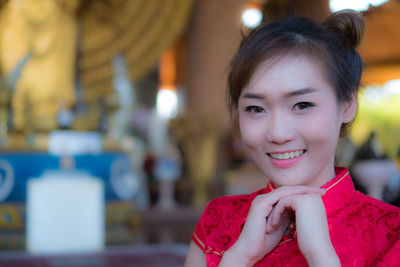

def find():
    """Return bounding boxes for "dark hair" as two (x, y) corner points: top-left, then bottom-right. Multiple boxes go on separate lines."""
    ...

(228, 10), (365, 135)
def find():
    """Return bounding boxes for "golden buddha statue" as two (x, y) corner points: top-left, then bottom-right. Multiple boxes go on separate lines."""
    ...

(0, 0), (78, 132)
(0, 0), (193, 146)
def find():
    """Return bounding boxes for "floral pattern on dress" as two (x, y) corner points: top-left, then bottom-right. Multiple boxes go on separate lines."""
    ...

(193, 167), (400, 266)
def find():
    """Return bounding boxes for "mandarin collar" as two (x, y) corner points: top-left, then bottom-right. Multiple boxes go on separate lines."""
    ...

(321, 167), (355, 217)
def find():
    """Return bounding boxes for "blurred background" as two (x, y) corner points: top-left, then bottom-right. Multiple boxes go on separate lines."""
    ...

(0, 0), (399, 266)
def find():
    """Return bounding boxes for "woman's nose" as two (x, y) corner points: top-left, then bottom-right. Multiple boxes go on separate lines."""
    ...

(265, 112), (295, 145)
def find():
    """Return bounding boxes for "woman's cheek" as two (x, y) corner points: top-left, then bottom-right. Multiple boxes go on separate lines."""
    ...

(301, 113), (340, 146)
(240, 118), (266, 148)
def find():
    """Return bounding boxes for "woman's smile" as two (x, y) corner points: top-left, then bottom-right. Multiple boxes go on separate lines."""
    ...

(267, 150), (307, 168)
(267, 149), (307, 160)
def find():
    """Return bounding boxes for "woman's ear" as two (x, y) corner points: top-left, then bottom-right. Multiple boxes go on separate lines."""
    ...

(341, 93), (357, 123)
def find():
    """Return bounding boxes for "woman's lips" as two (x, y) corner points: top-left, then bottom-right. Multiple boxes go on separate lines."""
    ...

(267, 149), (306, 168)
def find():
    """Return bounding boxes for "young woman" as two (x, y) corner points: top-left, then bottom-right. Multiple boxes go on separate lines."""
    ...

(184, 10), (400, 267)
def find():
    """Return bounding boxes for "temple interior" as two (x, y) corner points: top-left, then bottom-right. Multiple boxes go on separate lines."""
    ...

(0, 0), (399, 266)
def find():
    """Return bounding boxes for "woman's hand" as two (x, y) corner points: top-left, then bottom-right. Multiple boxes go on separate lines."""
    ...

(219, 186), (325, 267)
(266, 192), (341, 266)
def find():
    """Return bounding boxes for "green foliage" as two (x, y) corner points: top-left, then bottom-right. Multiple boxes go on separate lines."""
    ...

(351, 92), (400, 159)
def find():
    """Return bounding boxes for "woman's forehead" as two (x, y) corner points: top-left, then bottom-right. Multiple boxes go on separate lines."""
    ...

(245, 54), (330, 91)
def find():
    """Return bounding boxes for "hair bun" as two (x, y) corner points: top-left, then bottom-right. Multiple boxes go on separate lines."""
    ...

(323, 9), (365, 48)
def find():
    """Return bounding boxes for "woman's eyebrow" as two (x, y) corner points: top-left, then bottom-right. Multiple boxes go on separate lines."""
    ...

(242, 88), (317, 99)
(241, 93), (265, 99)
(284, 87), (317, 97)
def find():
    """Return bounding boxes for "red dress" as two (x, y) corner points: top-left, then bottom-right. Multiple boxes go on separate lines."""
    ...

(192, 167), (400, 266)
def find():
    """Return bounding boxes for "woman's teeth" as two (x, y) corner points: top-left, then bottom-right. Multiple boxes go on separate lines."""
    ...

(269, 150), (305, 160)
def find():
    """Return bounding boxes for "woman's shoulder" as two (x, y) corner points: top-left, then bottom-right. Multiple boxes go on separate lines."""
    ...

(342, 192), (400, 262)
(198, 193), (254, 228)
(347, 191), (400, 243)
(192, 192), (259, 255)
(344, 191), (400, 234)
(202, 184), (269, 214)
(352, 191), (400, 217)
(201, 186), (269, 220)
(205, 193), (254, 210)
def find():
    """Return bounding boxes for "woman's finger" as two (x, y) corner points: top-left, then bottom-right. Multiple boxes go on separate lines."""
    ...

(265, 209), (292, 234)
(274, 196), (297, 226)
(267, 189), (326, 231)
(265, 186), (325, 203)
(252, 186), (325, 217)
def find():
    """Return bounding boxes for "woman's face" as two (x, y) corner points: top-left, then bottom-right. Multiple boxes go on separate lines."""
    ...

(238, 55), (356, 187)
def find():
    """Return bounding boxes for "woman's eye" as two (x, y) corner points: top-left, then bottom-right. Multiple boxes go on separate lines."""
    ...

(293, 102), (315, 111)
(245, 105), (265, 113)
